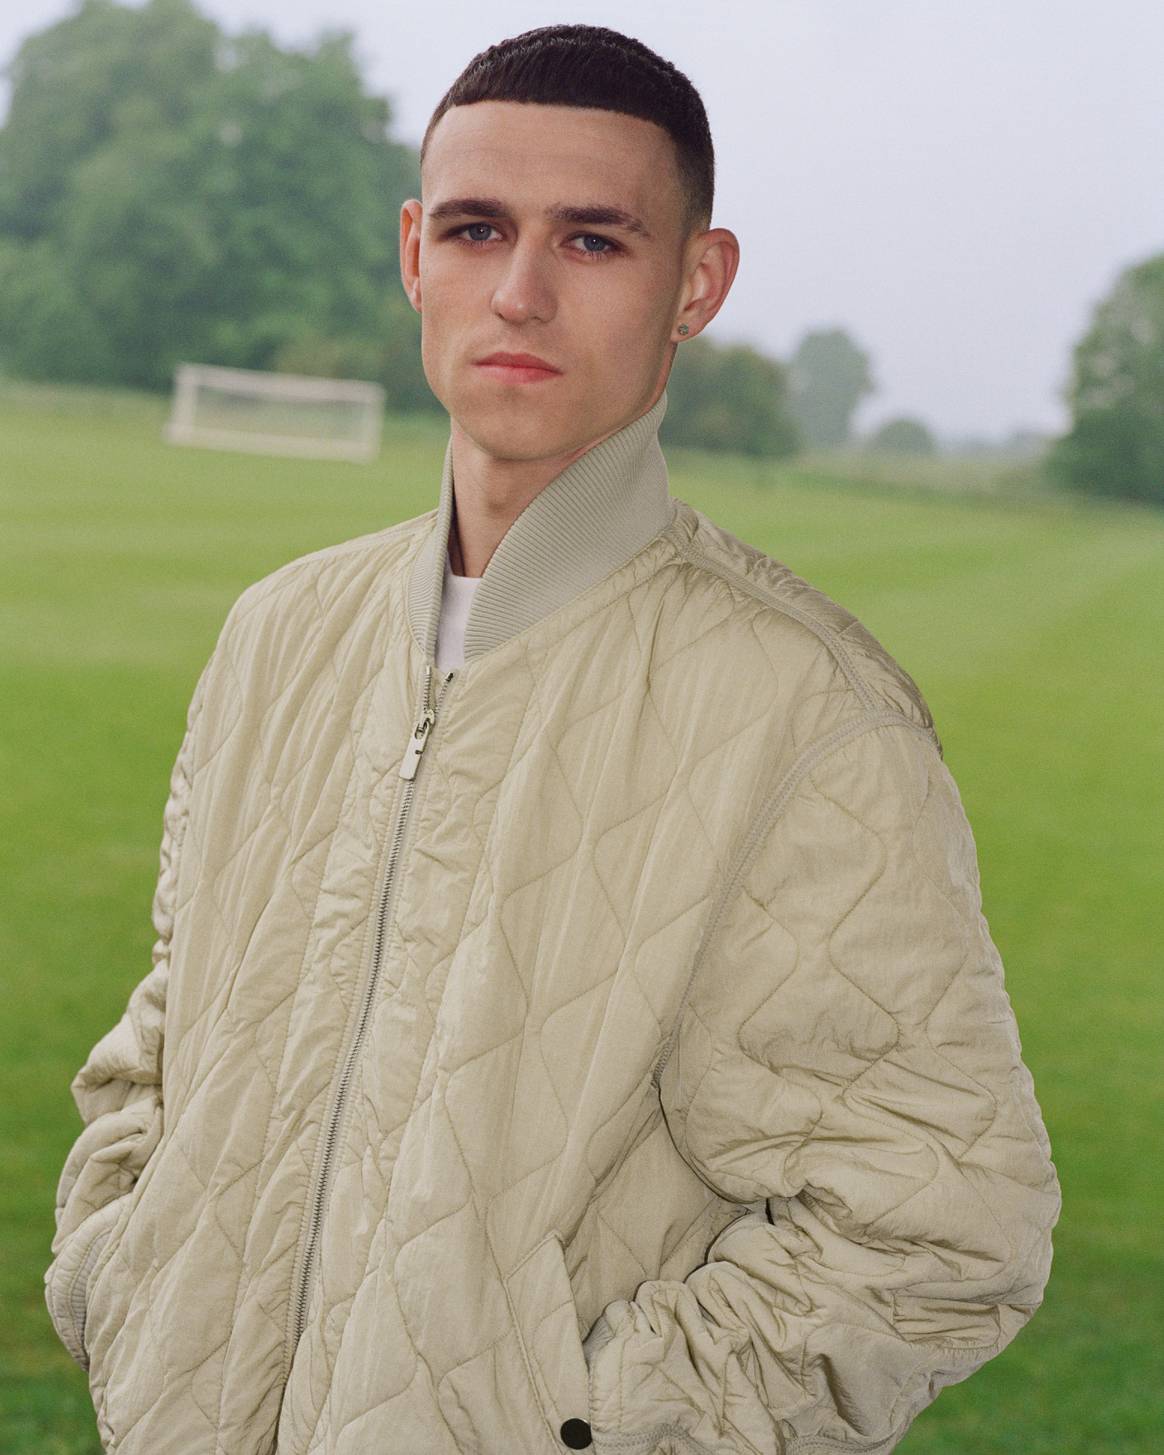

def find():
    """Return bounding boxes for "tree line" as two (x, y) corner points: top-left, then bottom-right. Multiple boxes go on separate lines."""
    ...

(1, 0), (1160, 504)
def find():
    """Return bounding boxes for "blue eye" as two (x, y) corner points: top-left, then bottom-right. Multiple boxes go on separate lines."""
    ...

(450, 224), (620, 260)
(577, 234), (614, 255)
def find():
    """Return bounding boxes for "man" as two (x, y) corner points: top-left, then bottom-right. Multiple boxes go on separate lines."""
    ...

(45, 23), (1060, 1455)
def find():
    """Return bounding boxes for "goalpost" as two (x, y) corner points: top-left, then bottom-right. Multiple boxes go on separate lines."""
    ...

(164, 362), (386, 463)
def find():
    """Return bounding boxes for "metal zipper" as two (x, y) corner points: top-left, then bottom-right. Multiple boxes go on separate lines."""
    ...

(286, 658), (457, 1362)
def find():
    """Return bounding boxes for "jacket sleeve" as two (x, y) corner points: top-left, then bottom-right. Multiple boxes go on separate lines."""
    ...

(43, 659), (211, 1369)
(583, 716), (1062, 1455)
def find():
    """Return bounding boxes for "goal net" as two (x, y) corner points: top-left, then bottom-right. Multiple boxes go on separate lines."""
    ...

(164, 362), (385, 463)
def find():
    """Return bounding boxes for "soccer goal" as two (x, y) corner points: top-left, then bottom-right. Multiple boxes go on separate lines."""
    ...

(164, 362), (385, 463)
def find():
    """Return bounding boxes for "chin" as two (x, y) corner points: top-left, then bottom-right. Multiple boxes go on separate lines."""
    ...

(454, 383), (583, 460)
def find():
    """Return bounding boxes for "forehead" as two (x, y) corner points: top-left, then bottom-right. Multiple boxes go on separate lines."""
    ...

(423, 101), (680, 221)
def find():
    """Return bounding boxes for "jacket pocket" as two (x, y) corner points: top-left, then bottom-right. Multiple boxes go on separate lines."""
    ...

(504, 1231), (594, 1450)
(44, 1190), (132, 1370)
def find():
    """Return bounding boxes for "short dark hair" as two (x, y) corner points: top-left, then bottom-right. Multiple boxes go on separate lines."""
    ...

(420, 24), (714, 237)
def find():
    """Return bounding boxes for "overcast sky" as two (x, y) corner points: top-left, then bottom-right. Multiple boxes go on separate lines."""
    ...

(3, 0), (1162, 439)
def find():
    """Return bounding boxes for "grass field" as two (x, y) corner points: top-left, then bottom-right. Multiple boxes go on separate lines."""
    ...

(2, 380), (1161, 1454)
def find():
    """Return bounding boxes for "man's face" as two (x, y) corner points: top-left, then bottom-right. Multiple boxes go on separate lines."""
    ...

(403, 100), (695, 463)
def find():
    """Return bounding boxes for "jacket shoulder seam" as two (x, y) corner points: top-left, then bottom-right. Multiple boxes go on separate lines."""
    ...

(674, 538), (881, 713)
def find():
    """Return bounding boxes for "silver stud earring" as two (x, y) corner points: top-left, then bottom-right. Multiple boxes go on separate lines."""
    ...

(677, 324), (689, 336)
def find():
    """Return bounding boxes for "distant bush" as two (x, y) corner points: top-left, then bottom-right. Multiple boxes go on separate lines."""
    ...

(662, 336), (802, 458)
(866, 416), (937, 456)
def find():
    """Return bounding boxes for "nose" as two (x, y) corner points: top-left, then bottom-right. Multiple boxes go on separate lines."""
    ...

(490, 239), (557, 326)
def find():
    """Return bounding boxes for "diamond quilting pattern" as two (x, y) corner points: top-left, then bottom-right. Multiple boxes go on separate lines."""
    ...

(627, 719), (1060, 1451)
(46, 498), (1057, 1455)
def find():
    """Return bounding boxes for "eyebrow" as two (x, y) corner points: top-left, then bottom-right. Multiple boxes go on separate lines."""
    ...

(426, 196), (653, 240)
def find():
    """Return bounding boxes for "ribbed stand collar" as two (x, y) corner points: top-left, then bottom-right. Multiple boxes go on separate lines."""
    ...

(407, 388), (676, 664)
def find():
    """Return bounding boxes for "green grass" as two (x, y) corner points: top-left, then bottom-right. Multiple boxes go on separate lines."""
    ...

(2, 380), (1161, 1453)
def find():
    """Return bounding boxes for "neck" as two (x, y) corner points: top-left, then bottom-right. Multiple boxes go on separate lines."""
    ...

(409, 386), (675, 665)
(447, 391), (665, 578)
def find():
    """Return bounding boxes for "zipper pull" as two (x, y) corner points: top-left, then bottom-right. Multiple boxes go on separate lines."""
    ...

(398, 707), (435, 780)
(398, 662), (453, 780)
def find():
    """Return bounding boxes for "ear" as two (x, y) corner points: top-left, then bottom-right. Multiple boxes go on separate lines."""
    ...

(672, 227), (741, 342)
(400, 199), (423, 313)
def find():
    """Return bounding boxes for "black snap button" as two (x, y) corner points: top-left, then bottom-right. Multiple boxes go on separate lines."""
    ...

(560, 1417), (593, 1449)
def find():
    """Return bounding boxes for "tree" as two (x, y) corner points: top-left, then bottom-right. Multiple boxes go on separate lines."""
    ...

(0, 0), (220, 243)
(1046, 252), (1164, 505)
(787, 328), (876, 448)
(661, 336), (802, 458)
(0, 0), (432, 410)
(867, 416), (936, 455)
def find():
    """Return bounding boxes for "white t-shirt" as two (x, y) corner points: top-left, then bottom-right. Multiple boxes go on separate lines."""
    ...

(435, 548), (481, 671)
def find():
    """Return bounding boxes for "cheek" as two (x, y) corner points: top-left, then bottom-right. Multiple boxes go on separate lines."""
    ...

(419, 245), (476, 301)
(590, 285), (673, 362)
(570, 270), (657, 329)
(418, 268), (477, 350)
(603, 261), (675, 321)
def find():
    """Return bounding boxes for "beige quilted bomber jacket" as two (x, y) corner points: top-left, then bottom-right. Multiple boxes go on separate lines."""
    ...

(45, 388), (1061, 1455)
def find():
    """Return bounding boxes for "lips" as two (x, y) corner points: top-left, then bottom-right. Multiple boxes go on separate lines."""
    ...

(476, 352), (562, 373)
